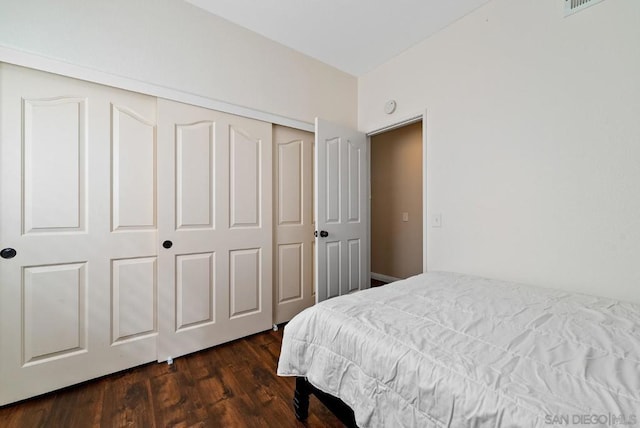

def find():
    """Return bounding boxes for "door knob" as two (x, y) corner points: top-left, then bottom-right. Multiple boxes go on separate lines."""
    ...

(162, 240), (173, 249)
(314, 230), (329, 238)
(1, 248), (17, 259)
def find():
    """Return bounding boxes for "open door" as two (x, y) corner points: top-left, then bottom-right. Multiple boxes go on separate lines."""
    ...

(315, 118), (368, 303)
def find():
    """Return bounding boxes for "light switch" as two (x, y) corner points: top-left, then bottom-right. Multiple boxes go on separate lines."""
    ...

(432, 213), (442, 228)
(402, 212), (409, 222)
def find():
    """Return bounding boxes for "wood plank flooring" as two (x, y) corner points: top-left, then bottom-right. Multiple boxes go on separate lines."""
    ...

(370, 278), (387, 288)
(0, 327), (343, 428)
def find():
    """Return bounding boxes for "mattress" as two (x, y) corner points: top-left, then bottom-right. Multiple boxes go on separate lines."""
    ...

(277, 272), (640, 427)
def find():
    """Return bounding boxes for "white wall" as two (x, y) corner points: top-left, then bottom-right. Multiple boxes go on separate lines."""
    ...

(359, 0), (640, 303)
(0, 0), (356, 127)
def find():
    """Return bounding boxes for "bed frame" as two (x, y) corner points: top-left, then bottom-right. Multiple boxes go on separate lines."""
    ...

(294, 377), (358, 427)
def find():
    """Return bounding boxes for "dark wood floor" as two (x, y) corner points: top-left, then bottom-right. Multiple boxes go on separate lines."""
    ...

(371, 278), (387, 287)
(0, 327), (343, 428)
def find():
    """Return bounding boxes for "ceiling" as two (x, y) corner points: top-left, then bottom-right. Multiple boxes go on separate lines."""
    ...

(184, 0), (492, 76)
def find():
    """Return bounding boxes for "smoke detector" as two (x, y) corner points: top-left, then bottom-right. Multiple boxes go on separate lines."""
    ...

(384, 100), (397, 114)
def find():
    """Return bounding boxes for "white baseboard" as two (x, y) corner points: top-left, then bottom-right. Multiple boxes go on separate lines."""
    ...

(371, 272), (402, 283)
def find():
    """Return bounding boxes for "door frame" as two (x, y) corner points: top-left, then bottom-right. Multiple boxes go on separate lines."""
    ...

(365, 111), (428, 277)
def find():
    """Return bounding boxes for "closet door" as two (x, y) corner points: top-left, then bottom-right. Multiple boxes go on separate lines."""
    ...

(273, 126), (315, 324)
(0, 64), (157, 405)
(157, 99), (272, 361)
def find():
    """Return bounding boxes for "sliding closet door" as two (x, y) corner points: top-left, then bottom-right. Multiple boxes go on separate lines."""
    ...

(273, 126), (315, 324)
(157, 99), (272, 362)
(0, 64), (157, 405)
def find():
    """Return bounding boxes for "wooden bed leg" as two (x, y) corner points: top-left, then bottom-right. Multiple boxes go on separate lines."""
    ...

(293, 377), (310, 421)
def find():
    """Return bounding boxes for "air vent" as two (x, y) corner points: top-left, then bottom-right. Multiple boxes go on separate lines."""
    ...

(564, 0), (605, 17)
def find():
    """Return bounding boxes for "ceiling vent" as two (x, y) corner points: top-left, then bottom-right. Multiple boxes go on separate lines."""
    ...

(564, 0), (605, 17)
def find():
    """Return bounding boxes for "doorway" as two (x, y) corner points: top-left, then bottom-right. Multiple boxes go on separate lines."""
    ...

(370, 121), (423, 285)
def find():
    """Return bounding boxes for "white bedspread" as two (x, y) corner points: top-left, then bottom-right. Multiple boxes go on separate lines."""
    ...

(277, 272), (640, 427)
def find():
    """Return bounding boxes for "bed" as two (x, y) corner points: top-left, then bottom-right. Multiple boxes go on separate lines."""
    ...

(277, 271), (640, 427)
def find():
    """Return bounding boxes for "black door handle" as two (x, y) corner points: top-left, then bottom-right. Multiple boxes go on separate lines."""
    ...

(1, 248), (17, 259)
(314, 230), (329, 238)
(162, 240), (173, 249)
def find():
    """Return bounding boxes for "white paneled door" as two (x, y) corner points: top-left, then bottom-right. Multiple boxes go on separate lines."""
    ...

(0, 64), (158, 405)
(157, 99), (272, 361)
(314, 118), (369, 303)
(273, 126), (315, 324)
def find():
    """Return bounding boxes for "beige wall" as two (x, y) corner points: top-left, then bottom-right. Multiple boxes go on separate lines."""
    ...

(359, 0), (640, 303)
(0, 0), (357, 128)
(371, 122), (423, 279)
